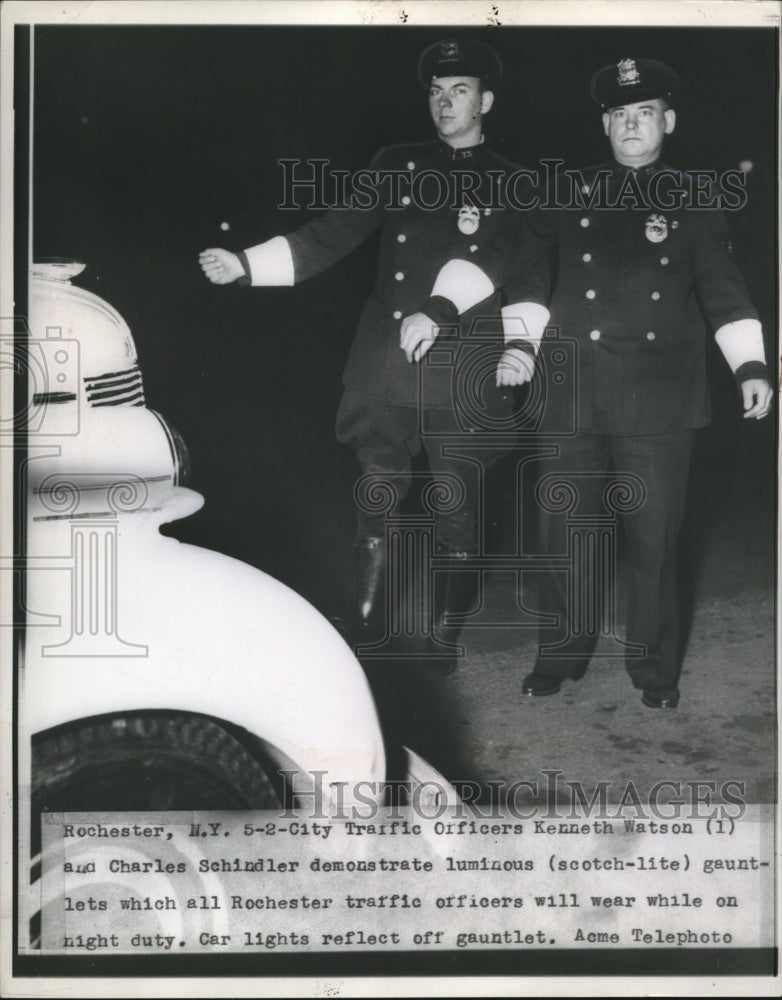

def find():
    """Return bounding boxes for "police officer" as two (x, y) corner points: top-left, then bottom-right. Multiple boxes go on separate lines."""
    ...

(200, 39), (546, 651)
(402, 58), (772, 705)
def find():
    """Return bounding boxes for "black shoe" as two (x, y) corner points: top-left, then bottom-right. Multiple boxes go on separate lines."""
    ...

(641, 687), (680, 709)
(521, 673), (564, 697)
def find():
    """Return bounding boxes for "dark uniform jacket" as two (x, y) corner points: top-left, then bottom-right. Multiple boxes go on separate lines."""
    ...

(284, 139), (545, 411)
(496, 162), (759, 435)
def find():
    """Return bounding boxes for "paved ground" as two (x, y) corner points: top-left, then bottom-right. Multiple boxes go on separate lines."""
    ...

(353, 424), (777, 807)
(364, 589), (775, 807)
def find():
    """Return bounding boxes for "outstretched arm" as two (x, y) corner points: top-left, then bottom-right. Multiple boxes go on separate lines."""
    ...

(199, 148), (391, 288)
(199, 236), (295, 286)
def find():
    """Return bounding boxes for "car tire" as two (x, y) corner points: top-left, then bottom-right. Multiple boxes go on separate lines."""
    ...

(28, 711), (286, 948)
(32, 710), (283, 821)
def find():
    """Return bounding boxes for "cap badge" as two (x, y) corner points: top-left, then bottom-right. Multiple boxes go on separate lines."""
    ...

(617, 58), (640, 87)
(440, 40), (460, 58)
(645, 213), (668, 243)
(457, 203), (481, 235)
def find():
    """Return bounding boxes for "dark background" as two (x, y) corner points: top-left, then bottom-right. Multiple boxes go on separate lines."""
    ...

(31, 23), (777, 621)
(16, 24), (778, 980)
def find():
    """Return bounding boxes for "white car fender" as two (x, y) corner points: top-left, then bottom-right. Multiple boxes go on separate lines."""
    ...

(24, 488), (386, 802)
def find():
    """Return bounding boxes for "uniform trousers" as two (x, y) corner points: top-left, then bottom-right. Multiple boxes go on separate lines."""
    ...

(533, 429), (695, 691)
(336, 387), (507, 554)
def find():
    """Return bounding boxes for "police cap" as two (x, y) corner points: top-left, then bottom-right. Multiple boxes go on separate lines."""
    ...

(591, 58), (679, 110)
(418, 39), (503, 90)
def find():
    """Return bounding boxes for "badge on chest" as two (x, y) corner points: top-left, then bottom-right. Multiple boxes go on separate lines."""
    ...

(644, 213), (670, 243)
(457, 203), (481, 235)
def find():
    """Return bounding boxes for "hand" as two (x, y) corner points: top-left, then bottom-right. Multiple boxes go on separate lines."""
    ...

(199, 248), (244, 285)
(741, 378), (773, 419)
(496, 347), (535, 387)
(400, 313), (439, 363)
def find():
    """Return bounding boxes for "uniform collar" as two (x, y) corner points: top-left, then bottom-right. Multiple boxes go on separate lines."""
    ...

(610, 157), (662, 179)
(435, 136), (487, 162)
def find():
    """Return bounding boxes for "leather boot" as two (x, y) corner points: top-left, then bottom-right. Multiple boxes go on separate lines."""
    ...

(434, 555), (479, 644)
(425, 553), (479, 675)
(355, 535), (386, 627)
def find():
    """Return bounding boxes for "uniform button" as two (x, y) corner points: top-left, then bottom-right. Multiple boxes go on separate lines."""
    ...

(646, 331), (656, 341)
(589, 330), (601, 341)
(582, 184), (590, 194)
(469, 244), (478, 252)
(660, 256), (669, 265)
(484, 208), (492, 216)
(580, 217), (590, 228)
(397, 234), (406, 243)
(395, 272), (405, 281)
(401, 195), (411, 206)
(407, 161), (415, 170)
(393, 311), (402, 320)
(582, 252), (592, 262)
(651, 291), (661, 301)
(585, 289), (596, 300)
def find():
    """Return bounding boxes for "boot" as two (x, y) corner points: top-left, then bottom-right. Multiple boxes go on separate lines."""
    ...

(355, 535), (386, 627)
(425, 553), (479, 675)
(434, 557), (480, 643)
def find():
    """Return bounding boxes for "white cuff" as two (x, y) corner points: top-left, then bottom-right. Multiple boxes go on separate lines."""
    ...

(243, 236), (295, 286)
(431, 260), (494, 314)
(501, 302), (551, 354)
(714, 318), (765, 373)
